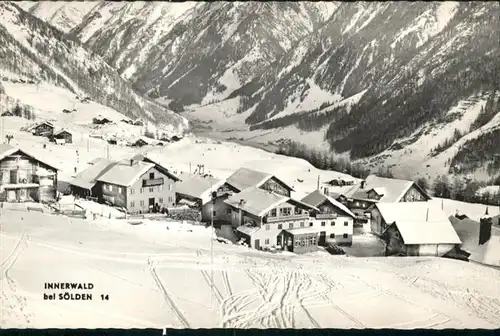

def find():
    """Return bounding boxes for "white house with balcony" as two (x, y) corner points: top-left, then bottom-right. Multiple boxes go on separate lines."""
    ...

(225, 186), (319, 251)
(301, 190), (356, 246)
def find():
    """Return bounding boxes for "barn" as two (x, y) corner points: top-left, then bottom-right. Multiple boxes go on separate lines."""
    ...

(52, 129), (72, 144)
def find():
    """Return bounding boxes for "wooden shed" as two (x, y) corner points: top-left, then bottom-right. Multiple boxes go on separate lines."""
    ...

(52, 130), (72, 144)
(32, 122), (54, 137)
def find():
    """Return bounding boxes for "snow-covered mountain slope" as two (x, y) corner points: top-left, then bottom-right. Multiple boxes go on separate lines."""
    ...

(0, 2), (188, 133)
(17, 1), (100, 33)
(22, 1), (339, 111)
(225, 1), (500, 181)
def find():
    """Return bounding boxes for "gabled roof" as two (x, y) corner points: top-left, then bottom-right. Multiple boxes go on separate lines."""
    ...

(34, 121), (54, 128)
(390, 221), (461, 245)
(137, 153), (181, 181)
(225, 167), (294, 192)
(375, 202), (449, 224)
(301, 190), (355, 218)
(0, 144), (59, 171)
(224, 187), (316, 217)
(344, 175), (431, 203)
(224, 187), (288, 217)
(54, 129), (72, 136)
(96, 160), (155, 187)
(176, 175), (226, 205)
(449, 215), (500, 265)
(69, 158), (114, 190)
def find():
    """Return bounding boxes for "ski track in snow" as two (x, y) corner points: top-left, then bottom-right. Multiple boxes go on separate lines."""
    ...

(0, 232), (32, 325)
(148, 259), (191, 328)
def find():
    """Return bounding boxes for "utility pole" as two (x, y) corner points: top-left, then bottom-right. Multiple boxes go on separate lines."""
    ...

(317, 174), (320, 190)
(210, 181), (215, 309)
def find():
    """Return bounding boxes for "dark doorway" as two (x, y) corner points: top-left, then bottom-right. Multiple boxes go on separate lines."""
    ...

(254, 239), (260, 250)
(149, 198), (155, 207)
(10, 170), (17, 184)
(319, 231), (326, 246)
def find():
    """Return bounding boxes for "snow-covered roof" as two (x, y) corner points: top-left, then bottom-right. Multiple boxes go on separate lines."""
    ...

(392, 221), (461, 245)
(96, 160), (154, 187)
(225, 187), (288, 217)
(449, 216), (500, 267)
(344, 175), (431, 203)
(0, 143), (59, 171)
(226, 167), (294, 192)
(375, 202), (449, 224)
(69, 158), (114, 190)
(301, 190), (355, 218)
(225, 187), (316, 217)
(236, 225), (261, 236)
(176, 175), (225, 205)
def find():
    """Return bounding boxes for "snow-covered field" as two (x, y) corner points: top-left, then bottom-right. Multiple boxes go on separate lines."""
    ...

(1, 209), (500, 329)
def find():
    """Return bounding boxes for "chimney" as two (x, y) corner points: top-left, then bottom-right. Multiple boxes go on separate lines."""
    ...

(239, 199), (245, 206)
(479, 208), (492, 246)
(130, 159), (134, 166)
(360, 180), (366, 189)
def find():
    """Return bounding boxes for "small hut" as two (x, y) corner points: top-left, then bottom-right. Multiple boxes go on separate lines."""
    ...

(52, 129), (73, 144)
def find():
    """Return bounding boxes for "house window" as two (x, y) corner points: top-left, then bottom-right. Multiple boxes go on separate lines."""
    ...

(227, 209), (231, 215)
(149, 187), (154, 193)
(300, 221), (304, 228)
(140, 188), (143, 193)
(159, 198), (163, 203)
(213, 211), (216, 217)
(140, 200), (144, 206)
(330, 233), (335, 238)
(289, 223), (293, 229)
(294, 208), (302, 215)
(295, 240), (300, 247)
(344, 221), (348, 226)
(301, 238), (305, 247)
(343, 233), (348, 239)
(265, 224), (270, 231)
(309, 222), (313, 227)
(270, 209), (277, 217)
(312, 237), (317, 245)
(265, 239), (270, 245)
(130, 201), (135, 207)
(278, 224), (283, 230)
(149, 172), (154, 179)
(282, 207), (291, 216)
(168, 184), (172, 191)
(331, 221), (335, 226)
(321, 221), (326, 226)
(118, 187), (122, 194)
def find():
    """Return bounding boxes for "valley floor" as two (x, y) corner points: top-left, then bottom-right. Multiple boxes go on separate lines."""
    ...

(1, 209), (499, 329)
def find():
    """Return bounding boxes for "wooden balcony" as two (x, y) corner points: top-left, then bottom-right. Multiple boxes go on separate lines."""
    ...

(264, 214), (310, 223)
(315, 213), (338, 220)
(142, 178), (164, 187)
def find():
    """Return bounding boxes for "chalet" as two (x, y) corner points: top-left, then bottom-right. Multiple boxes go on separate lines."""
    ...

(52, 129), (72, 144)
(69, 158), (114, 198)
(131, 153), (181, 188)
(96, 158), (178, 213)
(225, 187), (319, 252)
(301, 190), (356, 246)
(0, 144), (58, 203)
(449, 210), (500, 267)
(132, 138), (149, 147)
(343, 175), (431, 216)
(371, 201), (448, 236)
(133, 119), (144, 126)
(225, 167), (294, 197)
(32, 121), (54, 137)
(375, 202), (461, 257)
(175, 175), (227, 222)
(92, 117), (112, 125)
(1, 111), (14, 117)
